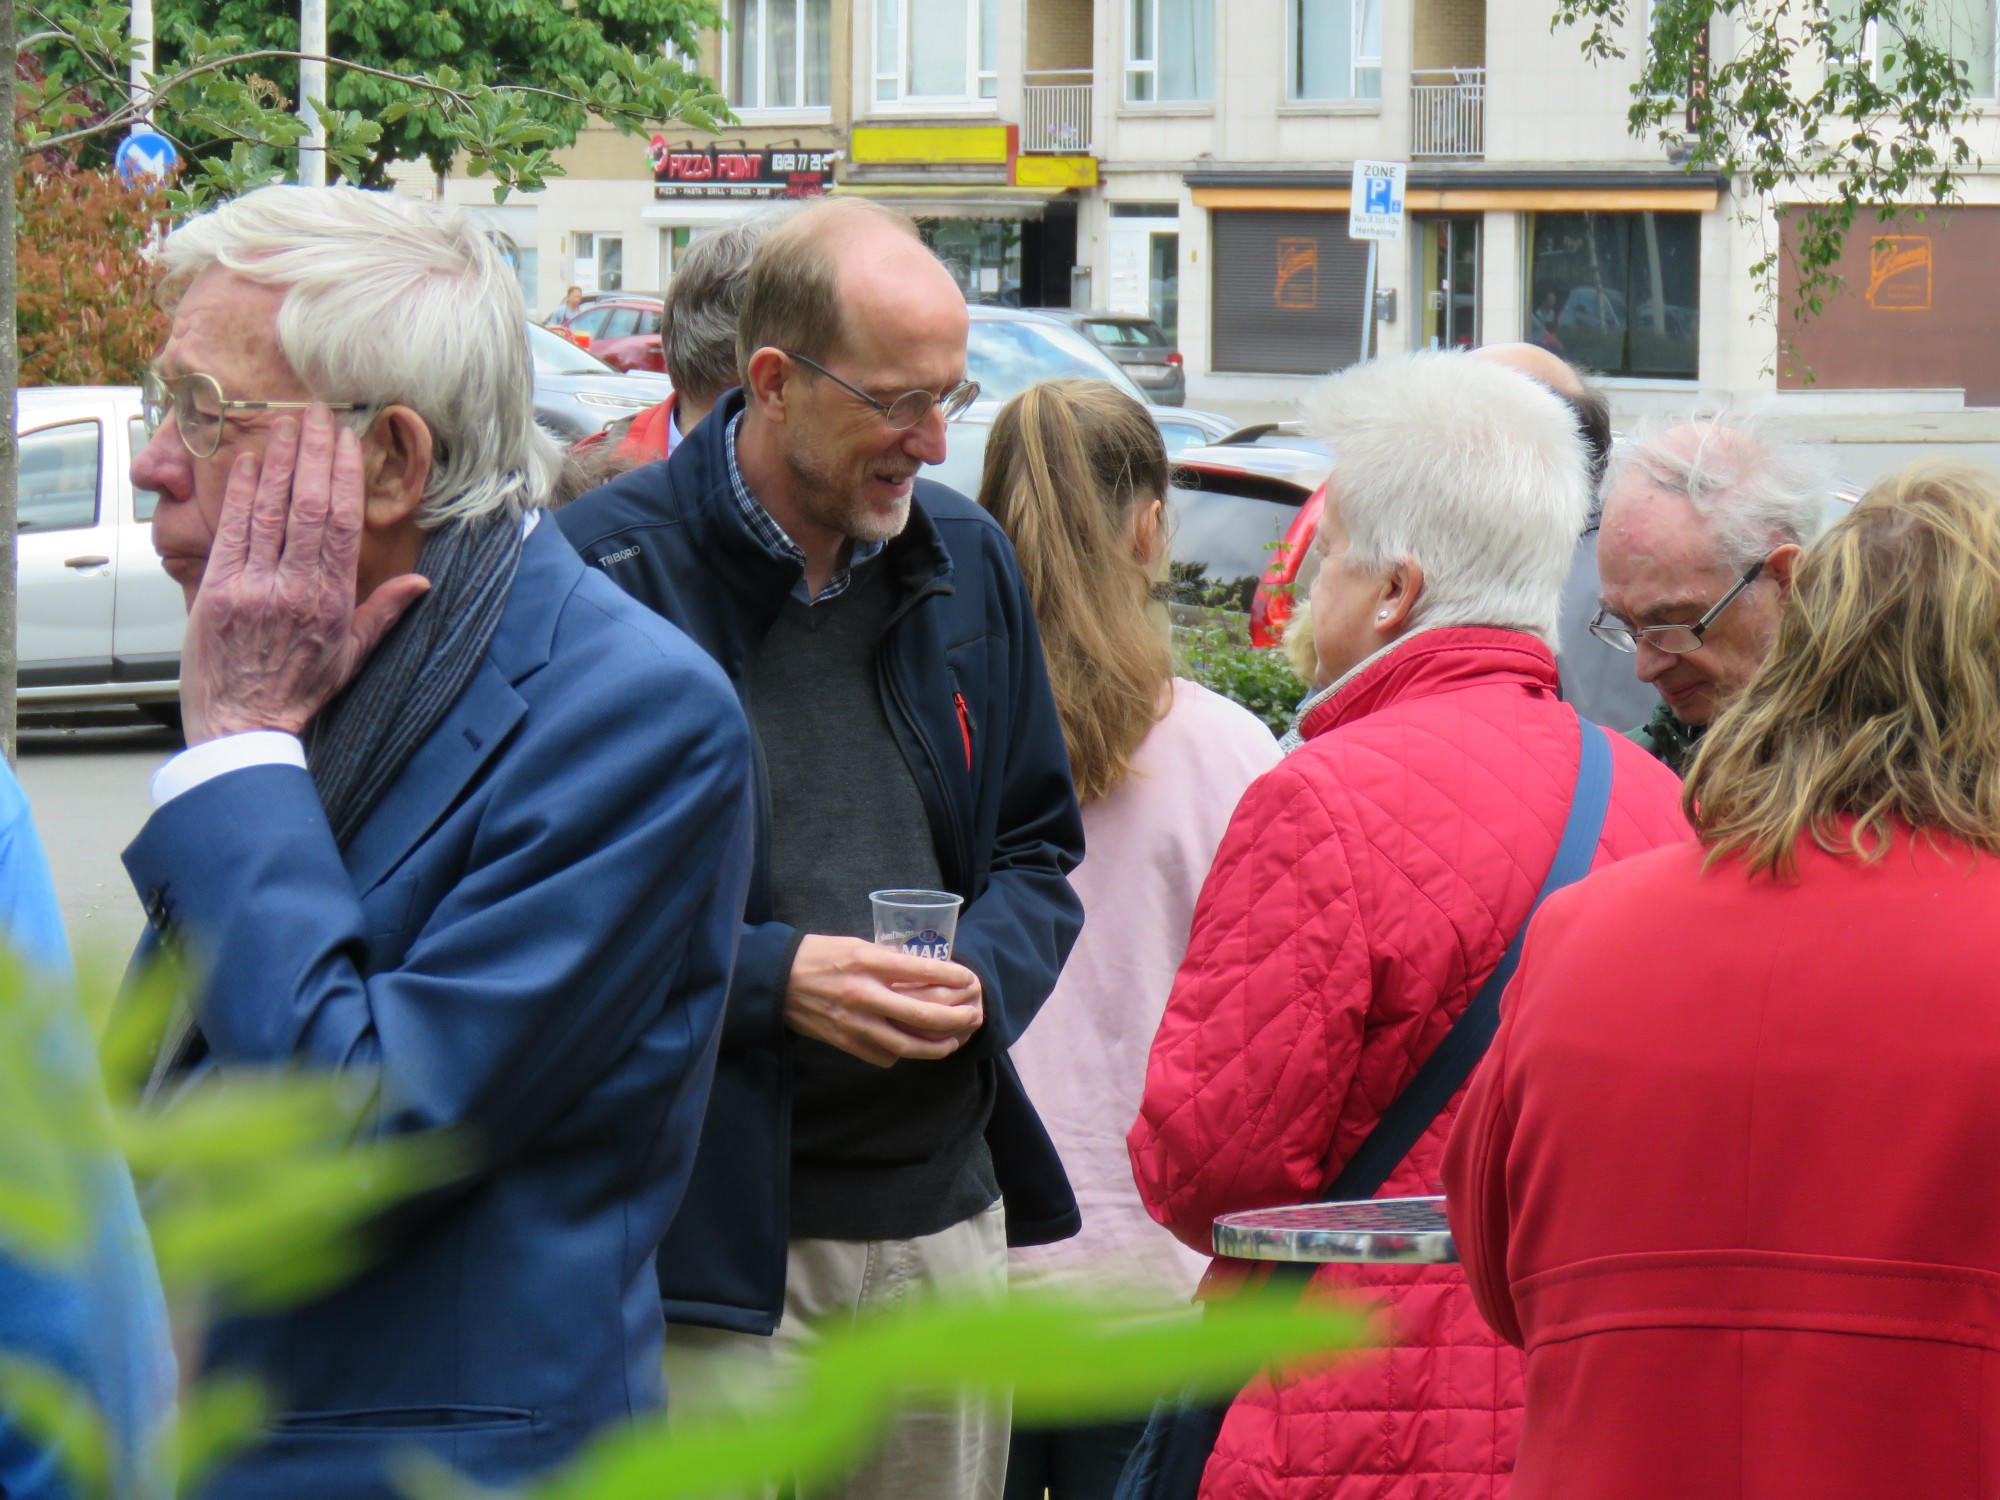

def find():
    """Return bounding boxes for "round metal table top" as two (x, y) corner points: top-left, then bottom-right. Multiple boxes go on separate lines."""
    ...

(1212, 1196), (1459, 1265)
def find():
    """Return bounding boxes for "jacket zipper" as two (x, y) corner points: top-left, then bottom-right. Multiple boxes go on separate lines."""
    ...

(878, 608), (970, 890)
(953, 691), (974, 772)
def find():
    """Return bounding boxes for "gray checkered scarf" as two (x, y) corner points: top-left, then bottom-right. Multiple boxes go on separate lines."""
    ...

(304, 512), (525, 847)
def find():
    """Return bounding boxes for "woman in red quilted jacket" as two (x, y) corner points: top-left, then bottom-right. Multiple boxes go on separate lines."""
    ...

(1128, 350), (1692, 1500)
(1444, 464), (2000, 1499)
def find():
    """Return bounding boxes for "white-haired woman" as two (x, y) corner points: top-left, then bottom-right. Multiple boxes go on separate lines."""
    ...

(1129, 351), (1693, 1499)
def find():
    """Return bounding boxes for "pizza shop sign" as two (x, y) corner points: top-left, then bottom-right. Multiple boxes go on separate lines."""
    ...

(648, 139), (837, 199)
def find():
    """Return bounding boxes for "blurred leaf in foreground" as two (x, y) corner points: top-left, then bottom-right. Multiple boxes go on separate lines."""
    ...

(409, 1286), (1367, 1500)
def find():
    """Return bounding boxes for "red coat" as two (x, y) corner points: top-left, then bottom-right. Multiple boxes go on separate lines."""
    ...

(1445, 827), (2000, 1499)
(1131, 628), (1690, 1500)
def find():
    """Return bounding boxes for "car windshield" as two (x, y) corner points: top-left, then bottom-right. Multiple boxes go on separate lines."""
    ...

(965, 317), (1147, 404)
(527, 321), (616, 376)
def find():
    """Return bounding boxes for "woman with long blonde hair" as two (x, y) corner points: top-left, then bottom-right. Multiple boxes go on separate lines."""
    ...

(1446, 462), (2000, 1500)
(980, 380), (1280, 1500)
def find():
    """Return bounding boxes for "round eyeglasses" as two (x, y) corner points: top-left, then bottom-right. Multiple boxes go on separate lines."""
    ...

(780, 349), (980, 430)
(141, 367), (373, 460)
(1589, 556), (1768, 655)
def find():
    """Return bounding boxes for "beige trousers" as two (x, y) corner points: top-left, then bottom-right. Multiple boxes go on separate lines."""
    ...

(663, 1198), (1011, 1500)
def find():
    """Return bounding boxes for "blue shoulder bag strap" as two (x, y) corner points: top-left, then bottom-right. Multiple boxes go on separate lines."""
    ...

(1306, 714), (1616, 1217)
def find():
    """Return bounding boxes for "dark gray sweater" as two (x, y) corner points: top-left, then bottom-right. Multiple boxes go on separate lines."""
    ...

(750, 556), (998, 1241)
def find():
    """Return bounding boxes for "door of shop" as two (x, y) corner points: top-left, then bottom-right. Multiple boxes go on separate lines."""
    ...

(1108, 206), (1179, 339)
(1419, 215), (1480, 349)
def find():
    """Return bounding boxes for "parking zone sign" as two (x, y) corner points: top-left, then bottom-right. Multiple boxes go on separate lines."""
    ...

(1349, 160), (1407, 242)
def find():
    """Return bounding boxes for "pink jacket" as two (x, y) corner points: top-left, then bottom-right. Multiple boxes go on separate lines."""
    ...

(1130, 628), (1691, 1500)
(1011, 679), (1281, 1301)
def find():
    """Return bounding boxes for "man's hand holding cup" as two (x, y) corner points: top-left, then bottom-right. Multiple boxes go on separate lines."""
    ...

(783, 890), (981, 1068)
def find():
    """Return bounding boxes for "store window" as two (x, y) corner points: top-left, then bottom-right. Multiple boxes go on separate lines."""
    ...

(1526, 211), (1700, 379)
(1289, 0), (1382, 100)
(725, 0), (832, 111)
(1830, 0), (1996, 96)
(486, 229), (538, 311)
(921, 219), (1021, 303)
(1126, 0), (1215, 102)
(1149, 232), (1180, 344)
(875, 0), (997, 103)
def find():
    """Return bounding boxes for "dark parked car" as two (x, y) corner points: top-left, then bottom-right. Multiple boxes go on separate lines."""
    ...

(1042, 311), (1186, 406)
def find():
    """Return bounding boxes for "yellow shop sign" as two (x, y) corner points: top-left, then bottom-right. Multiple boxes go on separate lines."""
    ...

(850, 126), (1015, 165)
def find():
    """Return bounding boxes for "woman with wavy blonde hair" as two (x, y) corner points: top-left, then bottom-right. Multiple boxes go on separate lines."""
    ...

(1446, 462), (2000, 1500)
(979, 380), (1280, 1500)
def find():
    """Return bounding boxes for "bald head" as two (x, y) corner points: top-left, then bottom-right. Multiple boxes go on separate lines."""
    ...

(1470, 341), (1610, 489)
(829, 212), (965, 363)
(1472, 341), (1585, 399)
(731, 195), (971, 576)
(736, 197), (961, 386)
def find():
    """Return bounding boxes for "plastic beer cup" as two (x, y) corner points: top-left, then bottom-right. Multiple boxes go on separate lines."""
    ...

(869, 889), (964, 961)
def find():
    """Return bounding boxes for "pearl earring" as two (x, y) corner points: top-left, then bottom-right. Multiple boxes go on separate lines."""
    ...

(1377, 610), (1389, 621)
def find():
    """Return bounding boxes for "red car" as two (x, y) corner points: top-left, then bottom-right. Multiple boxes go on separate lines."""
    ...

(1159, 439), (1330, 640)
(1250, 483), (1325, 647)
(1165, 426), (1332, 648)
(553, 295), (666, 373)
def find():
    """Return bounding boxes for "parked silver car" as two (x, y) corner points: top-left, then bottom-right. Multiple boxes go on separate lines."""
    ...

(923, 309), (1235, 497)
(528, 323), (674, 441)
(16, 385), (183, 721)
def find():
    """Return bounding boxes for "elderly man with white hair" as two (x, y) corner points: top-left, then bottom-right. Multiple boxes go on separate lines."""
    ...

(1592, 414), (1834, 774)
(1130, 350), (1691, 1500)
(125, 185), (754, 1499)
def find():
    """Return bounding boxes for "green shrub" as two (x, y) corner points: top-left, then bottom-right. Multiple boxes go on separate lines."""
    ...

(1177, 618), (1310, 737)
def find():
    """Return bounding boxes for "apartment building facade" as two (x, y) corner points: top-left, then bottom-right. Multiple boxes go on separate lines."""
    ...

(412, 0), (2000, 412)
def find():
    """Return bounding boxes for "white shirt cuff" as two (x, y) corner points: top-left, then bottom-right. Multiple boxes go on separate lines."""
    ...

(150, 731), (308, 808)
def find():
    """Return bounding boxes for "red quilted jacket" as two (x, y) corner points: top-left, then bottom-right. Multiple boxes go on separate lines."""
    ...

(1130, 627), (1691, 1500)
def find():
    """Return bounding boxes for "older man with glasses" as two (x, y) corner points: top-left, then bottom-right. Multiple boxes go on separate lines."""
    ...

(1592, 416), (1835, 774)
(127, 185), (754, 1499)
(559, 197), (1084, 1500)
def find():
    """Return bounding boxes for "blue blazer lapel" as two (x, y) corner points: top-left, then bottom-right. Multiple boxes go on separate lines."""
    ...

(339, 661), (528, 897)
(339, 519), (576, 897)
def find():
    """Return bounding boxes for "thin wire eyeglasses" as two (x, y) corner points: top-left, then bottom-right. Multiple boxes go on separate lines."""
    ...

(1589, 556), (1768, 655)
(141, 367), (373, 461)
(780, 350), (980, 430)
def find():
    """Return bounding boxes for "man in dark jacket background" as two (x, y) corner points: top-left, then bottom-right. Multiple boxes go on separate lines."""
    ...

(559, 197), (1085, 1499)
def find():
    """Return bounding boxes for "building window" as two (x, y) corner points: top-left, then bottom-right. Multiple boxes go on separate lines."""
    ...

(875, 0), (997, 103)
(1830, 0), (1996, 97)
(574, 232), (623, 295)
(1526, 211), (1700, 379)
(1126, 0), (1215, 102)
(1289, 0), (1382, 100)
(725, 0), (832, 111)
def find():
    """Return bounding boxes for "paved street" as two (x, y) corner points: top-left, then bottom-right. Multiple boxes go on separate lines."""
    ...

(17, 713), (176, 959)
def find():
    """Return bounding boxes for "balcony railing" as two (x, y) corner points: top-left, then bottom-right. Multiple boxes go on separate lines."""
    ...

(1023, 72), (1093, 153)
(1412, 68), (1485, 158)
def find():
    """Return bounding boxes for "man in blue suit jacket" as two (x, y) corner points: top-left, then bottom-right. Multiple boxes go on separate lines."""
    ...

(123, 186), (754, 1499)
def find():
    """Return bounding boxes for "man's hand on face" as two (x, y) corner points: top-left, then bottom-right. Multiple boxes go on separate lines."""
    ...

(785, 935), (984, 1068)
(180, 408), (431, 745)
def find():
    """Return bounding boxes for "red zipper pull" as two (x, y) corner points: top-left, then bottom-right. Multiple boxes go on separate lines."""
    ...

(954, 691), (973, 771)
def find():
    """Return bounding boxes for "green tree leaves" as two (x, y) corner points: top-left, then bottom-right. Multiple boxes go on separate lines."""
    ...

(1549, 0), (1979, 357)
(18, 0), (729, 206)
